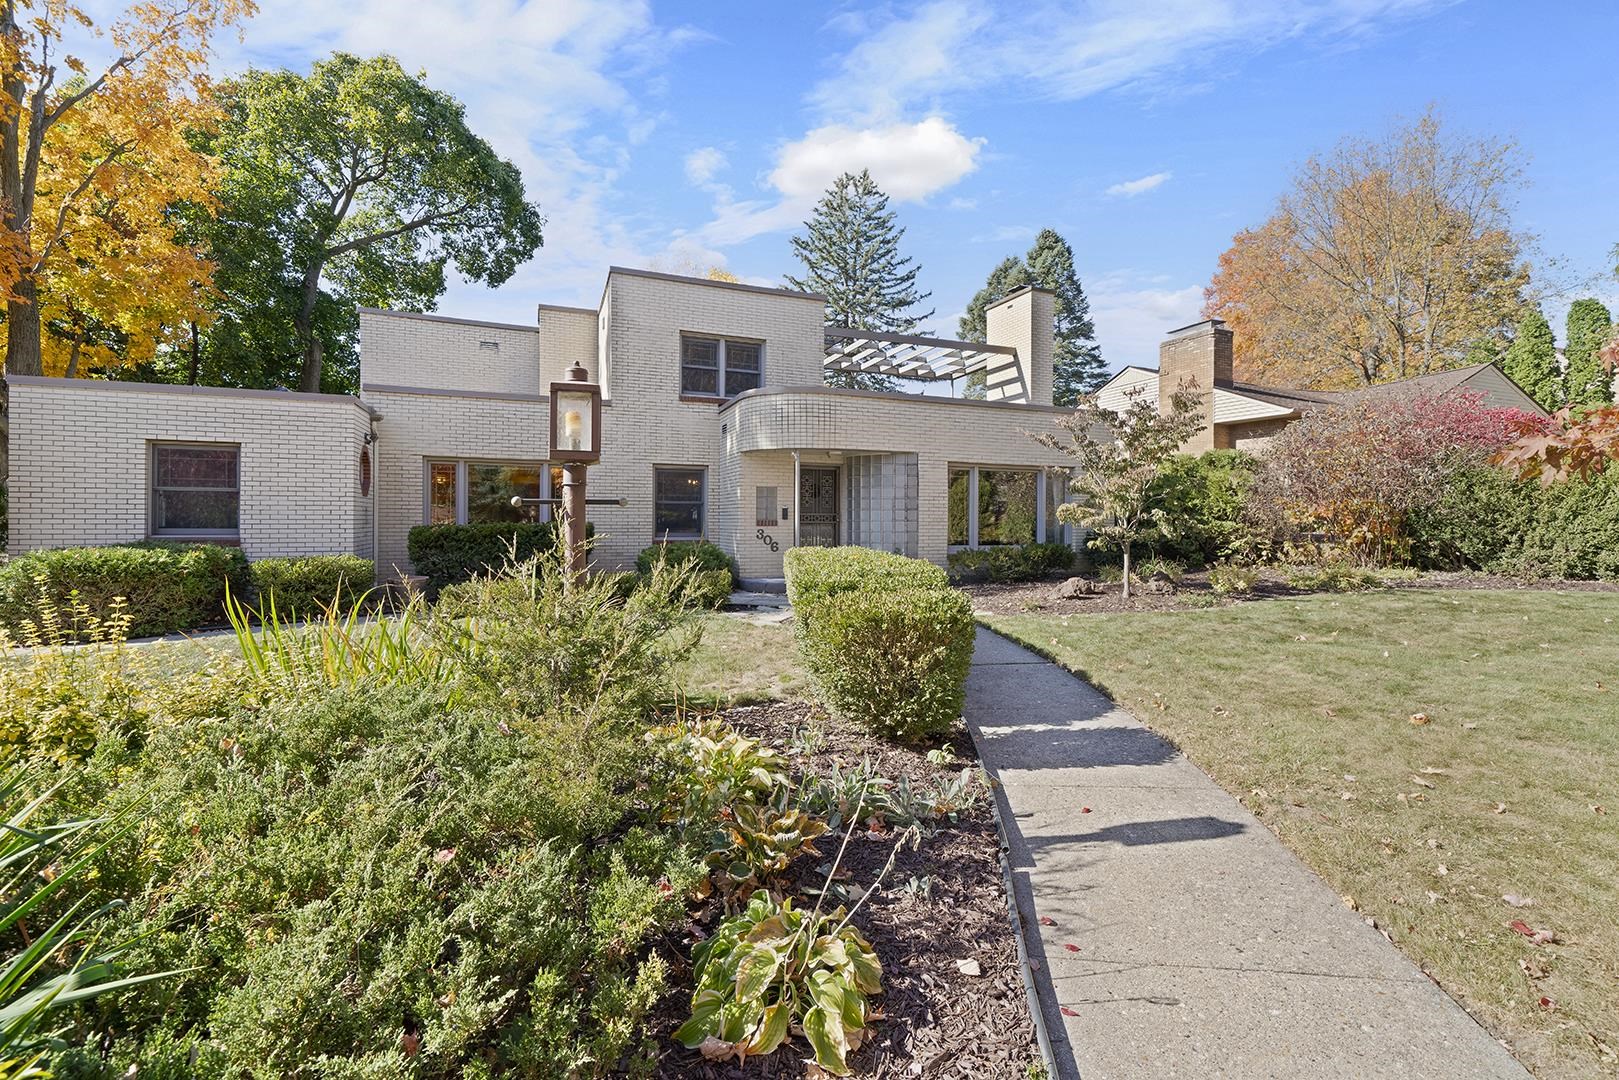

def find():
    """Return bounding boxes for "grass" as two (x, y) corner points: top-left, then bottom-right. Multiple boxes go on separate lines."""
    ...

(675, 614), (809, 706)
(985, 590), (1619, 1080)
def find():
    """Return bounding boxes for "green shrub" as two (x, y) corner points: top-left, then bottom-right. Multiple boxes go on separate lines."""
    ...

(1285, 563), (1383, 593)
(784, 546), (948, 617)
(797, 586), (975, 743)
(635, 539), (734, 577)
(407, 521), (577, 591)
(946, 542), (1074, 583)
(1133, 556), (1184, 583)
(1149, 450), (1262, 566)
(1511, 468), (1619, 579)
(1208, 562), (1259, 595)
(0, 542), (247, 639)
(247, 554), (374, 616)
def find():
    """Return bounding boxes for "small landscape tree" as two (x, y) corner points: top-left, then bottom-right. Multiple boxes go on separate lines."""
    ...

(1564, 297), (1615, 407)
(1501, 308), (1562, 411)
(1031, 383), (1205, 598)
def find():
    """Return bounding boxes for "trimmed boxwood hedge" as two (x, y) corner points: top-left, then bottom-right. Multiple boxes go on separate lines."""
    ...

(407, 522), (586, 591)
(249, 554), (375, 615)
(785, 546), (973, 742)
(946, 542), (1075, 583)
(0, 541), (249, 639)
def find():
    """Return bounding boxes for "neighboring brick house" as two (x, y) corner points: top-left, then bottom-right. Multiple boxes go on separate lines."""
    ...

(4, 267), (1090, 582)
(1098, 318), (1548, 453)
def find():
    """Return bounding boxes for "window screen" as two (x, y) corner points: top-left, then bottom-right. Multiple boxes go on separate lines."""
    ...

(151, 444), (239, 535)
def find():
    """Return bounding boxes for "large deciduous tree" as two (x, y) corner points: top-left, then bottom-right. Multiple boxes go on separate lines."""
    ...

(1203, 108), (1531, 389)
(1031, 383), (1205, 599)
(959, 229), (1102, 405)
(1502, 308), (1562, 412)
(786, 169), (932, 392)
(0, 0), (250, 376)
(1564, 297), (1614, 407)
(201, 53), (544, 393)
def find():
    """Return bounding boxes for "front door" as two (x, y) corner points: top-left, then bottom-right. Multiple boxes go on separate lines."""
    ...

(799, 468), (839, 546)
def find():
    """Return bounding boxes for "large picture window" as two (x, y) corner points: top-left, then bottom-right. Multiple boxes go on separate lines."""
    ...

(947, 465), (1069, 549)
(654, 467), (705, 538)
(425, 460), (552, 525)
(151, 443), (239, 537)
(680, 335), (763, 398)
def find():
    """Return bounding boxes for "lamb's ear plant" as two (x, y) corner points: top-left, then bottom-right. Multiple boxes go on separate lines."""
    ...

(674, 794), (916, 1075)
(0, 771), (179, 1074)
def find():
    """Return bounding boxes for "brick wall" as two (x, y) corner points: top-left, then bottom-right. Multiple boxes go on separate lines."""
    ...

(6, 377), (374, 560)
(359, 309), (543, 394)
(1159, 319), (1234, 453)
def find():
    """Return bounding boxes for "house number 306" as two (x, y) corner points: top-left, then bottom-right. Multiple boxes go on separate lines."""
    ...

(756, 528), (780, 552)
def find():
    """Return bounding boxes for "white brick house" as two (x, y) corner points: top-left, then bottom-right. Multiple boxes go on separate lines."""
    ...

(5, 267), (1092, 581)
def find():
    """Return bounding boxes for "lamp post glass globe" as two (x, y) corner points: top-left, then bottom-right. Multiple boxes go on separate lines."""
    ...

(554, 389), (594, 453)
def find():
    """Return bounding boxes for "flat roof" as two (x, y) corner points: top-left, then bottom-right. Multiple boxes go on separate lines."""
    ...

(607, 265), (827, 302)
(357, 307), (538, 334)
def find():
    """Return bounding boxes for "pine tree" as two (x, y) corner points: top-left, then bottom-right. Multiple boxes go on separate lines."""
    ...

(787, 170), (933, 391)
(1564, 297), (1615, 406)
(1502, 309), (1562, 412)
(957, 229), (1102, 405)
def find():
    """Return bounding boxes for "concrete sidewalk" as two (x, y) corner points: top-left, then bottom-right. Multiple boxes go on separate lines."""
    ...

(965, 627), (1529, 1080)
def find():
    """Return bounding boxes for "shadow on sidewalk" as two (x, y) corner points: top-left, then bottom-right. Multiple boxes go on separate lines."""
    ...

(973, 722), (1182, 771)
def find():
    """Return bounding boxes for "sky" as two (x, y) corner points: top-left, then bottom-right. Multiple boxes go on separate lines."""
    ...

(90, 0), (1619, 371)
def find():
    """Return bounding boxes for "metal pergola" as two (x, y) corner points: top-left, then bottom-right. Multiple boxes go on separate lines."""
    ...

(822, 328), (1014, 382)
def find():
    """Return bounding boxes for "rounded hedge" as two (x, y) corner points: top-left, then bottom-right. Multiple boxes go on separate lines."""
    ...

(248, 555), (375, 616)
(784, 546), (948, 617)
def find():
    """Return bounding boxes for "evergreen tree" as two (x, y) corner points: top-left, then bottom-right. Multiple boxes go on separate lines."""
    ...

(956, 229), (1102, 405)
(1565, 297), (1615, 406)
(1502, 309), (1562, 412)
(786, 170), (932, 391)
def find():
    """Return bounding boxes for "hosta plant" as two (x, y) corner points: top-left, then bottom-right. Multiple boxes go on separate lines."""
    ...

(646, 718), (790, 831)
(673, 891), (882, 1075)
(711, 803), (828, 894)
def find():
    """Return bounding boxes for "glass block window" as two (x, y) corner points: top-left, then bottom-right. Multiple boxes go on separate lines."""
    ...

(654, 467), (705, 538)
(151, 444), (239, 536)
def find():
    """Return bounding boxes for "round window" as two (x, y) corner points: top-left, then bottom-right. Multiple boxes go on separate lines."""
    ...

(360, 446), (372, 497)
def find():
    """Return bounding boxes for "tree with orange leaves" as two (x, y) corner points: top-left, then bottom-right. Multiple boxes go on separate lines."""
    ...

(1204, 109), (1531, 389)
(0, 0), (253, 377)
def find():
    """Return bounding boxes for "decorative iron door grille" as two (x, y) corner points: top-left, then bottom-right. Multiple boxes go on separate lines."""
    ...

(799, 468), (839, 546)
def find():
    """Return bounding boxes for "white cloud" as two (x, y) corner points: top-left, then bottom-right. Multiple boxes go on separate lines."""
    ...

(696, 117), (984, 246)
(1106, 171), (1172, 197)
(1088, 271), (1206, 369)
(971, 224), (1036, 244)
(814, 0), (1450, 119)
(684, 146), (727, 187)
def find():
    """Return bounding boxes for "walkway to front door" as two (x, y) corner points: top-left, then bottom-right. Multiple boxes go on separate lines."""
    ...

(799, 467), (839, 546)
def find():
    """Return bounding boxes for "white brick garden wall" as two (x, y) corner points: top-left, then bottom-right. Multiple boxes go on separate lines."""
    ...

(6, 376), (374, 561)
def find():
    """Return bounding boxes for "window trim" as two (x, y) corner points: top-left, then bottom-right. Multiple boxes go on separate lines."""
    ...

(945, 464), (1072, 552)
(149, 441), (241, 540)
(423, 459), (553, 526)
(678, 334), (765, 400)
(652, 465), (707, 540)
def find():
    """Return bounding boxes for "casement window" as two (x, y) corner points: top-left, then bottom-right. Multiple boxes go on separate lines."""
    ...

(426, 461), (560, 525)
(654, 466), (705, 539)
(680, 335), (763, 398)
(151, 443), (240, 537)
(947, 466), (1070, 549)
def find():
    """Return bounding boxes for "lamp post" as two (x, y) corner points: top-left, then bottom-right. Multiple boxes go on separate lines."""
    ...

(548, 361), (602, 589)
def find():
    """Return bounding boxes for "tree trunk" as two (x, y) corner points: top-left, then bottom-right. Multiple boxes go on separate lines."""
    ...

(64, 330), (82, 378)
(295, 259), (325, 392)
(187, 321), (201, 384)
(1121, 543), (1131, 601)
(5, 278), (41, 376)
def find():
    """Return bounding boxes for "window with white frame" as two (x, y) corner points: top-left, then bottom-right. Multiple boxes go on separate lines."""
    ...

(680, 335), (763, 398)
(654, 466), (705, 538)
(151, 443), (240, 537)
(425, 461), (559, 524)
(947, 466), (1070, 549)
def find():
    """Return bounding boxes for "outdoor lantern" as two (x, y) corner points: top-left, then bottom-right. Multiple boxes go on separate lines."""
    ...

(549, 365), (602, 463)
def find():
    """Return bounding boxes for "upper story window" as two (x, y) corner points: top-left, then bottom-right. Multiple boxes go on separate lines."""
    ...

(680, 335), (763, 398)
(151, 443), (240, 537)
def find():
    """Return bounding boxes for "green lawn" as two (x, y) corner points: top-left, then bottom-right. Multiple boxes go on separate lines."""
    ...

(986, 590), (1619, 1080)
(674, 614), (810, 706)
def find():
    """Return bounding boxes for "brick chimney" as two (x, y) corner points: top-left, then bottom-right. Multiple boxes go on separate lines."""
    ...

(983, 286), (1055, 407)
(1158, 319), (1232, 453)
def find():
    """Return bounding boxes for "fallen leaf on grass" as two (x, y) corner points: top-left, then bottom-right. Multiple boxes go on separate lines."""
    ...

(1410, 776), (1436, 789)
(1409, 713), (1430, 725)
(1424, 890), (1442, 905)
(1538, 996), (1556, 1011)
(1462, 722), (1478, 730)
(1435, 864), (1448, 876)
(1518, 957), (1549, 980)
(1341, 895), (1358, 911)
(1509, 919), (1556, 945)
(1502, 894), (1534, 908)
(1593, 805), (1607, 815)
(1492, 803), (1507, 814)
(1419, 767), (1448, 776)
(1340, 792), (1356, 801)
(1342, 773), (1356, 782)
(956, 957), (983, 977)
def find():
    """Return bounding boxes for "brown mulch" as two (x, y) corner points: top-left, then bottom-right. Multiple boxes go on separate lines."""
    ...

(645, 702), (1038, 1079)
(964, 569), (1619, 617)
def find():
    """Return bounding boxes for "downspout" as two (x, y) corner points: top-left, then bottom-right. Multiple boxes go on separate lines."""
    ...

(367, 413), (381, 583)
(791, 451), (801, 551)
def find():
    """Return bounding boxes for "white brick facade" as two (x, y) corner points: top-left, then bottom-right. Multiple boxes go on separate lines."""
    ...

(6, 377), (374, 559)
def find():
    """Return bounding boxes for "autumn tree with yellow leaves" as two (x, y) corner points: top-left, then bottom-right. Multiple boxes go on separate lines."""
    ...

(0, 0), (252, 377)
(1203, 109), (1532, 389)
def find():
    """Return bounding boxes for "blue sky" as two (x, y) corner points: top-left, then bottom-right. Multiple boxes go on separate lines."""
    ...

(193, 1), (1619, 368)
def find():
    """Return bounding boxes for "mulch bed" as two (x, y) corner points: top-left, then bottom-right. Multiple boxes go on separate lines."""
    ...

(964, 569), (1619, 617)
(645, 702), (1038, 1079)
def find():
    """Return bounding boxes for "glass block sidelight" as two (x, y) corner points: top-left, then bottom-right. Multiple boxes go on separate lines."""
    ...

(844, 453), (919, 556)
